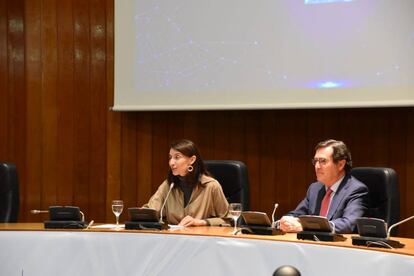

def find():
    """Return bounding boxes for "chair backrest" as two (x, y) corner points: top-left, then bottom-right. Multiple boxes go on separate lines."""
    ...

(0, 162), (19, 222)
(204, 160), (249, 211)
(350, 167), (399, 233)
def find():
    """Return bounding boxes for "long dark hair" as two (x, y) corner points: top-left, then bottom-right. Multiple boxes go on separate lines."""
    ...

(167, 139), (210, 188)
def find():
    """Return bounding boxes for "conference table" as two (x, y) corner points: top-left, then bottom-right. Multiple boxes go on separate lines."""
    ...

(1, 223), (413, 276)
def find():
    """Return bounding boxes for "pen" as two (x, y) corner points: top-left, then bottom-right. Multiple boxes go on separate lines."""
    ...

(86, 220), (94, 229)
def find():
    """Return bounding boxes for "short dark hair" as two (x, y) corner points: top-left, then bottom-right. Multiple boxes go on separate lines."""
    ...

(167, 139), (209, 187)
(315, 139), (352, 173)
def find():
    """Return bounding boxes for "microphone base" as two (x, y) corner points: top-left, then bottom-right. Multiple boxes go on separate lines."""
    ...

(241, 225), (284, 235)
(125, 221), (168, 230)
(351, 236), (405, 248)
(44, 220), (86, 229)
(297, 231), (346, 242)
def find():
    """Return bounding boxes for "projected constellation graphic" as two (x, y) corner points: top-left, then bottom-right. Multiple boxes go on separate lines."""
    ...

(132, 1), (357, 92)
(132, 0), (412, 92)
(133, 2), (277, 91)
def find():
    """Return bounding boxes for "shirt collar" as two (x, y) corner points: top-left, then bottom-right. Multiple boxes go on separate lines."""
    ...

(327, 175), (345, 194)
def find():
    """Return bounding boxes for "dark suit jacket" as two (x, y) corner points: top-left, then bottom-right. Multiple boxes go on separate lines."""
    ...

(287, 174), (369, 233)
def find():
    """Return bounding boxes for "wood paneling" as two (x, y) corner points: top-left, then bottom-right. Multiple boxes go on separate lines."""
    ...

(1, 0), (414, 237)
(25, 0), (42, 218)
(0, 0), (26, 215)
(0, 0), (7, 160)
(56, 0), (74, 206)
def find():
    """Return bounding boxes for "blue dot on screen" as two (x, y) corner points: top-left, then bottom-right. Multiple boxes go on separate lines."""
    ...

(305, 0), (354, 4)
(317, 81), (343, 88)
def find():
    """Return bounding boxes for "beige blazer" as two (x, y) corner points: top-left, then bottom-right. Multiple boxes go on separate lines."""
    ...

(144, 175), (229, 226)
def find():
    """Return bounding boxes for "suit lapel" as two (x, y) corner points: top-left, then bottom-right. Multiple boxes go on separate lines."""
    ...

(314, 186), (326, 215)
(327, 175), (350, 220)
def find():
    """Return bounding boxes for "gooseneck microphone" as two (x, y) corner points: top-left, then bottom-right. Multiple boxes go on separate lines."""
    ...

(31, 206), (86, 229)
(30, 209), (49, 214)
(30, 207), (85, 222)
(271, 203), (279, 228)
(31, 208), (85, 222)
(159, 182), (174, 224)
(352, 215), (414, 248)
(387, 215), (414, 239)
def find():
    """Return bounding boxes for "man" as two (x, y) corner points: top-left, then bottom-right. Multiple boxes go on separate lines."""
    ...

(280, 139), (369, 234)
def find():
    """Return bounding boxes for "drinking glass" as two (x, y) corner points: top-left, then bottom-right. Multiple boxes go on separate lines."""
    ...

(228, 203), (242, 235)
(111, 200), (124, 229)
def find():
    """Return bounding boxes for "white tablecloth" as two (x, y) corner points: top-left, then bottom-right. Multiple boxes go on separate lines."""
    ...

(1, 230), (413, 276)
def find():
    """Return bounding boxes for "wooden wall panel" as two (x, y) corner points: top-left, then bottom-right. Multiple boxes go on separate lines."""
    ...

(6, 0), (26, 171)
(56, 0), (74, 205)
(0, 0), (27, 217)
(404, 114), (414, 235)
(40, 0), (59, 208)
(244, 111), (262, 211)
(120, 113), (138, 222)
(24, 0), (42, 221)
(259, 111), (278, 212)
(135, 113), (153, 206)
(89, 0), (107, 222)
(1, 0), (414, 237)
(0, 0), (8, 160)
(72, 0), (92, 216)
(105, 0), (119, 221)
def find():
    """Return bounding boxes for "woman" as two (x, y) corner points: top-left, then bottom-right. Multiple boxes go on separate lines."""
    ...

(144, 139), (229, 226)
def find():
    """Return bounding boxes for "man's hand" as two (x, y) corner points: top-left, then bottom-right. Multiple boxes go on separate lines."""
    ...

(178, 215), (208, 227)
(279, 216), (303, 232)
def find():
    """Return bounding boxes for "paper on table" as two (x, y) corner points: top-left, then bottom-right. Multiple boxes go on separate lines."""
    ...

(168, 225), (185, 230)
(90, 224), (125, 229)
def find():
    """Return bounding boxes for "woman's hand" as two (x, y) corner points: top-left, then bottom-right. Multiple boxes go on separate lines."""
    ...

(178, 215), (208, 227)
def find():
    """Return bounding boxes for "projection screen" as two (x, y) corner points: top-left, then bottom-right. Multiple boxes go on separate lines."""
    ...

(113, 0), (414, 111)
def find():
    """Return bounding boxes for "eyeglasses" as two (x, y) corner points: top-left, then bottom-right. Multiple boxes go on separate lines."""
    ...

(311, 158), (329, 166)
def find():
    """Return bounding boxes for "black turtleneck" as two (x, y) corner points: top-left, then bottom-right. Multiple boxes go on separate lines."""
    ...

(178, 176), (193, 207)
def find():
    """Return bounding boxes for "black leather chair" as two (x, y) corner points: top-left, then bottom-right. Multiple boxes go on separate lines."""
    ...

(351, 167), (400, 235)
(204, 160), (249, 211)
(0, 162), (19, 222)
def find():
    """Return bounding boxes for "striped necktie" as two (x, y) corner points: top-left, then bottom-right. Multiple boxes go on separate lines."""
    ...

(319, 188), (333, 217)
